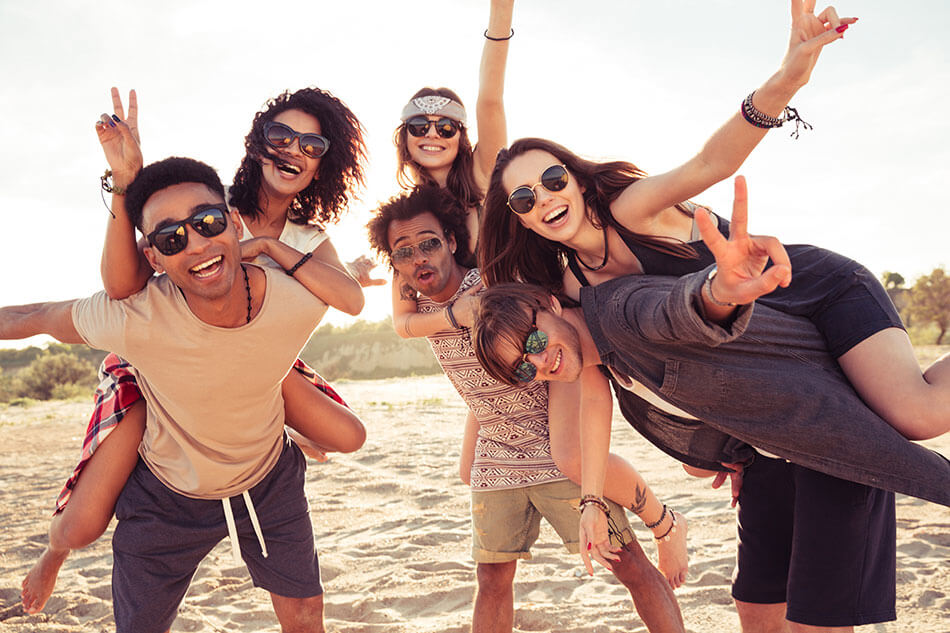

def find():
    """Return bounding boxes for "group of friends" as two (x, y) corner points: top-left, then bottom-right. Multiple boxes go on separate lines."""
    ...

(1, 1), (948, 632)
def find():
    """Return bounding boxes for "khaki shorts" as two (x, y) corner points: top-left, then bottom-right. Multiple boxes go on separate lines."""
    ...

(471, 478), (633, 563)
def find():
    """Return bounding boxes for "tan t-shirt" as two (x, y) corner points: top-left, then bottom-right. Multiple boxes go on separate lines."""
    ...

(72, 267), (327, 499)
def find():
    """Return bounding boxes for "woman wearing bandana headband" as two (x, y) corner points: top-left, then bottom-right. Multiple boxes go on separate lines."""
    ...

(388, 0), (514, 344)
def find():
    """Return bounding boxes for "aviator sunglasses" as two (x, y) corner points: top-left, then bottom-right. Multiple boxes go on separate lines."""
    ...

(506, 164), (570, 215)
(390, 237), (444, 264)
(405, 116), (461, 139)
(263, 121), (330, 159)
(146, 206), (229, 256)
(514, 309), (549, 382)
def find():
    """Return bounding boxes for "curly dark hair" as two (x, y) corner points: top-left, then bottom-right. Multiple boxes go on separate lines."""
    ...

(126, 156), (225, 231)
(478, 138), (699, 293)
(394, 87), (482, 211)
(229, 87), (367, 226)
(366, 184), (474, 270)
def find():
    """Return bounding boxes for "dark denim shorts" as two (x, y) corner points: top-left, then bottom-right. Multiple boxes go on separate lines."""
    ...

(111, 438), (322, 633)
(732, 455), (896, 626)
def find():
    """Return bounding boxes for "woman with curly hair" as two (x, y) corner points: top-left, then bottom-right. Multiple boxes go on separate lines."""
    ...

(20, 86), (369, 615)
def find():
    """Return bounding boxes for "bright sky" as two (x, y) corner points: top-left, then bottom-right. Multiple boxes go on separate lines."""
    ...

(1, 1), (947, 349)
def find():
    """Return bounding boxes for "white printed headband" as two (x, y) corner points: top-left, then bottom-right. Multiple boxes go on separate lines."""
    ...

(400, 96), (467, 126)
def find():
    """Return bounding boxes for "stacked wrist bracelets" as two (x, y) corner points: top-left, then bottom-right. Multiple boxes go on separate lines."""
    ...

(741, 91), (812, 139)
(579, 494), (610, 516)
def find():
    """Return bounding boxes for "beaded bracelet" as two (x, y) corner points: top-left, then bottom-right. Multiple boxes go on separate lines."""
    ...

(100, 169), (128, 219)
(579, 494), (610, 516)
(654, 510), (678, 542)
(484, 28), (514, 41)
(286, 252), (313, 276)
(643, 504), (668, 529)
(740, 91), (812, 139)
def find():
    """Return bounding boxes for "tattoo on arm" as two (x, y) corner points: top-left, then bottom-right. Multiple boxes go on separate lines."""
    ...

(629, 484), (648, 516)
(399, 283), (417, 302)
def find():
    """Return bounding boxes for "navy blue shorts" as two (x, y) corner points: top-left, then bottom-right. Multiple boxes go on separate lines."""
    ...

(772, 246), (905, 359)
(732, 455), (896, 626)
(111, 438), (321, 633)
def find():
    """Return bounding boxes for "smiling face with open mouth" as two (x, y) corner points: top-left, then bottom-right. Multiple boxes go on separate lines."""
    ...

(142, 182), (246, 311)
(259, 108), (323, 199)
(501, 149), (587, 244)
(406, 115), (461, 177)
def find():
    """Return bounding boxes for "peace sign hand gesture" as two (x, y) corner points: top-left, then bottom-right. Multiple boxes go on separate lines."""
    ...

(94, 87), (142, 187)
(695, 176), (792, 311)
(779, 0), (858, 89)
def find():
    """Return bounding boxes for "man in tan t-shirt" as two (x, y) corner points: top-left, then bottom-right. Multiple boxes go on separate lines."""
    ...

(0, 157), (331, 633)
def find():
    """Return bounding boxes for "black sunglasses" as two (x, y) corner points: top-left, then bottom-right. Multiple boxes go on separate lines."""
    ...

(514, 309), (549, 382)
(391, 237), (444, 264)
(146, 206), (229, 256)
(405, 116), (460, 139)
(263, 121), (330, 159)
(506, 164), (570, 214)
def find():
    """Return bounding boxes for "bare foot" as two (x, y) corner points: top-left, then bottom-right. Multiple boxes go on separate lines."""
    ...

(21, 547), (69, 613)
(656, 511), (689, 589)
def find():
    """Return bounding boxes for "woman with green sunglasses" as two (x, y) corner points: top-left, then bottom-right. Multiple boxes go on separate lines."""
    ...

(20, 86), (371, 616)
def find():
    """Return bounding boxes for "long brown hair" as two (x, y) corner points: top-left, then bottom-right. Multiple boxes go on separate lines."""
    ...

(478, 138), (698, 292)
(394, 87), (482, 211)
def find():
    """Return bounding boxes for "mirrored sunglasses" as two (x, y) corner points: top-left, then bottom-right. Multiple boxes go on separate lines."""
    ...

(405, 116), (460, 139)
(514, 309), (549, 382)
(391, 236), (444, 264)
(146, 206), (229, 256)
(263, 121), (330, 159)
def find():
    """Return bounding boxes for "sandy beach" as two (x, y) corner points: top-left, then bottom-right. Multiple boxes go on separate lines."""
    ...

(0, 371), (947, 632)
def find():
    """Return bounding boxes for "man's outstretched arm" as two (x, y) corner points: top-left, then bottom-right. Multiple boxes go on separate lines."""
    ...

(0, 300), (83, 343)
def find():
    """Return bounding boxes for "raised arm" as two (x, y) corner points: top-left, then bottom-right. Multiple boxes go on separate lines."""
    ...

(95, 88), (153, 299)
(0, 301), (83, 344)
(242, 237), (365, 315)
(471, 0), (514, 190)
(612, 1), (856, 227)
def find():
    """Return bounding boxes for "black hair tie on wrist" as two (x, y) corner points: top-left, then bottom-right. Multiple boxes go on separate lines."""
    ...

(484, 28), (514, 41)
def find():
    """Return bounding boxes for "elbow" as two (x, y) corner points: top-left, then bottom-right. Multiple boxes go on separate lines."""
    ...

(392, 318), (412, 339)
(103, 283), (135, 301)
(551, 442), (582, 484)
(342, 293), (365, 317)
(336, 416), (367, 454)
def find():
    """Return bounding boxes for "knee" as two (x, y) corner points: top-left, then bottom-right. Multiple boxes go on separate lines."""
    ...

(54, 514), (107, 550)
(277, 594), (324, 633)
(476, 562), (516, 597)
(611, 541), (662, 591)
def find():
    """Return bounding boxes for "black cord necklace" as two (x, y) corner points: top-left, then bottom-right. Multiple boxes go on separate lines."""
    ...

(242, 264), (252, 324)
(577, 227), (610, 272)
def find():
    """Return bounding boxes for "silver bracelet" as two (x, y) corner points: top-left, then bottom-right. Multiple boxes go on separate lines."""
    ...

(704, 268), (736, 307)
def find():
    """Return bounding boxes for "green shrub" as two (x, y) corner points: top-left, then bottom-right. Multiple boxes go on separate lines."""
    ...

(51, 382), (93, 401)
(18, 353), (97, 400)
